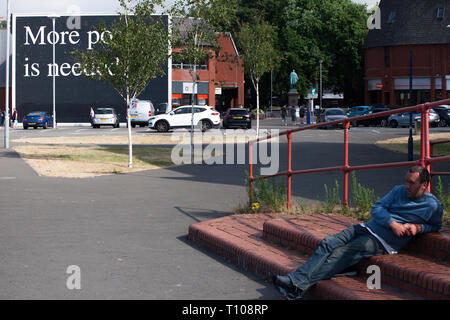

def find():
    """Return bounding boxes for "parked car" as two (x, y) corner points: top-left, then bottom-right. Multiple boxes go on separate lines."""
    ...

(92, 107), (120, 128)
(357, 106), (391, 127)
(23, 111), (53, 129)
(433, 105), (450, 127)
(346, 106), (371, 118)
(222, 108), (252, 129)
(387, 109), (440, 128)
(317, 108), (347, 129)
(129, 99), (155, 127)
(148, 105), (220, 132)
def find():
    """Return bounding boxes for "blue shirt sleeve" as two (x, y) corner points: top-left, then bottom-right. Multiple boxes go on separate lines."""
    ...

(420, 198), (443, 234)
(370, 186), (401, 227)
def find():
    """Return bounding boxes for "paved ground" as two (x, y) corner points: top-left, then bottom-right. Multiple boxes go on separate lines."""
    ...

(0, 119), (448, 299)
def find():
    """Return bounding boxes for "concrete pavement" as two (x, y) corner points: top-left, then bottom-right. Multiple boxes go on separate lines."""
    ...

(0, 121), (448, 299)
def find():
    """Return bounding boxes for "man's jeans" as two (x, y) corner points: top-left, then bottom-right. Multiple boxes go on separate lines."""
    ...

(288, 224), (388, 291)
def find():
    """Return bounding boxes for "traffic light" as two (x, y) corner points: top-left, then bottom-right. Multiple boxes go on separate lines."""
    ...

(311, 88), (316, 96)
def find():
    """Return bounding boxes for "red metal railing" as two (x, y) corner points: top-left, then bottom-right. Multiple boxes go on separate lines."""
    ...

(248, 99), (450, 209)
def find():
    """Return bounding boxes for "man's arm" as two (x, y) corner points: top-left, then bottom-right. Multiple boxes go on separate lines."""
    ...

(370, 186), (400, 227)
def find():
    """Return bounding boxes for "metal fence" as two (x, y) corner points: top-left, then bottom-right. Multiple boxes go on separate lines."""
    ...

(248, 99), (450, 209)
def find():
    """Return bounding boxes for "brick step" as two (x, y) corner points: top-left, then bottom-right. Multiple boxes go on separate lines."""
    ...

(263, 214), (450, 299)
(187, 214), (421, 300)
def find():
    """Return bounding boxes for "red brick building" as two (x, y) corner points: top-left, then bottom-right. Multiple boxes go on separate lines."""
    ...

(364, 0), (450, 107)
(171, 32), (244, 112)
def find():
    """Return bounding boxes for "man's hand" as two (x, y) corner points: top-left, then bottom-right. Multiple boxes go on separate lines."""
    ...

(403, 223), (422, 237)
(389, 221), (409, 237)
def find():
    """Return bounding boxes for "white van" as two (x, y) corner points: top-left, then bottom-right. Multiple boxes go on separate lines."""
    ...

(129, 99), (155, 127)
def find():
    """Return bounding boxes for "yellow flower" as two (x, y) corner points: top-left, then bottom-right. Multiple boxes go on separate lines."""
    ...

(251, 202), (260, 211)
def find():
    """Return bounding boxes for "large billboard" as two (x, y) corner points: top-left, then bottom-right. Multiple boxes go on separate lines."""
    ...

(13, 14), (170, 123)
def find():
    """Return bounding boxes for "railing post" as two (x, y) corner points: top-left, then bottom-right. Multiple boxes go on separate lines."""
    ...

(287, 132), (292, 210)
(420, 106), (426, 168)
(343, 121), (350, 208)
(249, 141), (254, 204)
(424, 104), (431, 191)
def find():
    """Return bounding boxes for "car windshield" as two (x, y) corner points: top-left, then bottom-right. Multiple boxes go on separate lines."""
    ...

(96, 109), (113, 114)
(326, 109), (344, 115)
(229, 110), (248, 116)
(27, 112), (45, 116)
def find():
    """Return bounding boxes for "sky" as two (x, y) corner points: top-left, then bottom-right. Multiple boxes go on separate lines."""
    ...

(1, 0), (379, 17)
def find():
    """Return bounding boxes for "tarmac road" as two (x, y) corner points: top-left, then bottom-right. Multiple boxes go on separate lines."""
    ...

(0, 120), (448, 299)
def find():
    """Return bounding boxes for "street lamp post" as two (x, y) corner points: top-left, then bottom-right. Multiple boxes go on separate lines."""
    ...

(320, 60), (323, 110)
(48, 14), (60, 128)
(4, 0), (11, 149)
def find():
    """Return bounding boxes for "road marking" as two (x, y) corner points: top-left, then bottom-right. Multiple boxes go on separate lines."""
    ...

(0, 177), (16, 180)
(372, 129), (381, 134)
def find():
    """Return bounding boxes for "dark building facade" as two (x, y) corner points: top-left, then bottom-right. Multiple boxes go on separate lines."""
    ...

(365, 0), (450, 107)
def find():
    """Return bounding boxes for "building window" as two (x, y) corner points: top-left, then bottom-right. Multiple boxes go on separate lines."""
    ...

(384, 47), (390, 68)
(437, 8), (444, 19)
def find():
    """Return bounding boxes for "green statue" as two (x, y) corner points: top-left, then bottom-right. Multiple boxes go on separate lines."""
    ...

(290, 70), (299, 89)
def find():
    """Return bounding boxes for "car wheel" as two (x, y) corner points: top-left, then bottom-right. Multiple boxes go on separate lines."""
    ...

(247, 123), (252, 129)
(380, 119), (388, 127)
(439, 119), (447, 127)
(131, 123), (136, 128)
(201, 120), (212, 132)
(43, 121), (48, 129)
(389, 120), (398, 128)
(23, 126), (28, 130)
(155, 121), (169, 132)
(352, 121), (358, 127)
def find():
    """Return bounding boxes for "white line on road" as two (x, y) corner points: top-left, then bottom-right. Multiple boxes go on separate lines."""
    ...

(0, 177), (16, 180)
(372, 129), (381, 134)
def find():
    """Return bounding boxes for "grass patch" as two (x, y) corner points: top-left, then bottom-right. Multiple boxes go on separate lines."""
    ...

(12, 144), (175, 178)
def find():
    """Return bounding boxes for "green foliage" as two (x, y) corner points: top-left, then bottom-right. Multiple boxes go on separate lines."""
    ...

(323, 179), (341, 212)
(234, 0), (368, 105)
(245, 170), (287, 213)
(434, 176), (450, 223)
(74, 0), (169, 105)
(236, 16), (279, 90)
(350, 172), (379, 221)
(171, 0), (238, 68)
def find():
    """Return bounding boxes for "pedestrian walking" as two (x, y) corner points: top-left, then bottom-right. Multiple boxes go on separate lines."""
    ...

(0, 110), (3, 127)
(290, 106), (297, 125)
(11, 109), (17, 128)
(281, 105), (287, 126)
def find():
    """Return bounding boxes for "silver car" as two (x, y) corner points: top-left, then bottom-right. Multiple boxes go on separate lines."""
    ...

(387, 109), (440, 128)
(92, 107), (120, 128)
(317, 108), (348, 129)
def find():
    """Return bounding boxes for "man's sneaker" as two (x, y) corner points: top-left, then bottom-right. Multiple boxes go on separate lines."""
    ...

(272, 274), (305, 300)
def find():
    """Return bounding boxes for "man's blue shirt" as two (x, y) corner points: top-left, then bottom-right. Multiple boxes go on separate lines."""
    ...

(365, 185), (443, 252)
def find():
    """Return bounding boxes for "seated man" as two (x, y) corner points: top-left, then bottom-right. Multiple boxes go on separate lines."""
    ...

(272, 166), (443, 300)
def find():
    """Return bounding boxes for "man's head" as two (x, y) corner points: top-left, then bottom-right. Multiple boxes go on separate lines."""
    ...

(405, 166), (430, 199)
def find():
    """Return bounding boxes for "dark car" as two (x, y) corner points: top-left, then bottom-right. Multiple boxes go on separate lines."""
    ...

(222, 108), (252, 129)
(433, 105), (450, 127)
(23, 111), (54, 129)
(357, 106), (391, 127)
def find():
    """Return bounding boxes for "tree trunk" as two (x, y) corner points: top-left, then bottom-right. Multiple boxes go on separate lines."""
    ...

(256, 80), (260, 138)
(190, 64), (197, 163)
(126, 92), (133, 168)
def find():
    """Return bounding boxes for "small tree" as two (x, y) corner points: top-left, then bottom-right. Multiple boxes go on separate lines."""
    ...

(170, 0), (237, 160)
(75, 0), (169, 168)
(236, 16), (278, 137)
